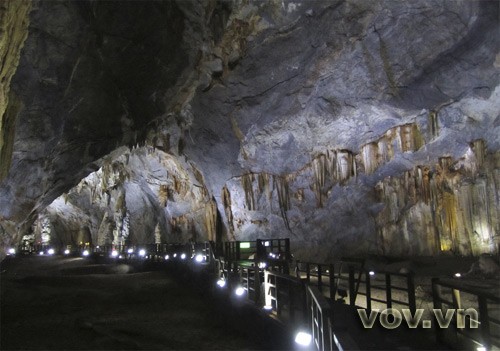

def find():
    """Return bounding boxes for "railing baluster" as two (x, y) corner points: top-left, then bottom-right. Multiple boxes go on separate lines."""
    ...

(478, 296), (491, 350)
(386, 273), (392, 310)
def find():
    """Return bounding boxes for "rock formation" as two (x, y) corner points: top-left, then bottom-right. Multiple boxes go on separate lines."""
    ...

(1, 0), (498, 261)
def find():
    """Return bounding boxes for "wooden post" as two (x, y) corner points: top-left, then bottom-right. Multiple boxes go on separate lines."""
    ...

(318, 265), (323, 292)
(478, 296), (491, 350)
(306, 262), (311, 283)
(431, 278), (444, 344)
(407, 272), (416, 314)
(349, 266), (356, 307)
(366, 271), (372, 312)
(253, 266), (260, 303)
(386, 273), (392, 309)
(329, 263), (335, 301)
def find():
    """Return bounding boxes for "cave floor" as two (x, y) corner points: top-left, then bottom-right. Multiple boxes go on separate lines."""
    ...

(0, 256), (276, 350)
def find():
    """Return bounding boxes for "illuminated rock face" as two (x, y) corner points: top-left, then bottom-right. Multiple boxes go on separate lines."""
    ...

(0, 1), (499, 260)
(34, 148), (217, 248)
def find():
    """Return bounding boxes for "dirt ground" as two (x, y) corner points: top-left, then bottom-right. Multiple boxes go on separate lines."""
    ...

(0, 256), (275, 351)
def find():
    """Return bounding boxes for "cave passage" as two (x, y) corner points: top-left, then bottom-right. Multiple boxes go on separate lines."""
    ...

(0, 255), (284, 351)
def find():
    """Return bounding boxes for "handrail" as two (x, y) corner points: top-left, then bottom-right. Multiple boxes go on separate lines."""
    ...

(348, 267), (416, 313)
(306, 285), (332, 351)
(432, 277), (500, 350)
(264, 270), (306, 329)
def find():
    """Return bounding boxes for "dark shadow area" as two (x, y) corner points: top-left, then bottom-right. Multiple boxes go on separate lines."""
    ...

(0, 256), (290, 350)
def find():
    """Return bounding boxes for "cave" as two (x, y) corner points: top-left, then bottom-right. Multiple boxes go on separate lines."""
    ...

(1, 1), (499, 350)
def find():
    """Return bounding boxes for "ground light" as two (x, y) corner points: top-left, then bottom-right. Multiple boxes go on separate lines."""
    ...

(235, 286), (245, 296)
(39, 251), (44, 255)
(263, 305), (273, 311)
(165, 254), (170, 260)
(216, 279), (226, 288)
(47, 248), (55, 255)
(64, 249), (70, 255)
(195, 254), (204, 263)
(127, 248), (134, 254)
(139, 249), (146, 257)
(7, 248), (15, 255)
(454, 273), (462, 278)
(258, 262), (267, 269)
(180, 253), (186, 260)
(294, 331), (312, 347)
(82, 250), (89, 257)
(369, 271), (375, 276)
(111, 250), (119, 258)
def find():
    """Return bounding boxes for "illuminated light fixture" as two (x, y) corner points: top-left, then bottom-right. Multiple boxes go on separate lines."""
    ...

(96, 246), (100, 249)
(264, 241), (270, 247)
(239, 242), (250, 249)
(369, 271), (375, 276)
(165, 255), (170, 260)
(82, 250), (89, 257)
(39, 251), (44, 256)
(263, 305), (273, 311)
(127, 248), (133, 254)
(235, 286), (245, 296)
(258, 262), (267, 269)
(216, 279), (226, 288)
(180, 253), (186, 260)
(64, 249), (70, 255)
(111, 250), (119, 258)
(173, 253), (177, 258)
(195, 254), (204, 263)
(294, 332), (312, 347)
(477, 347), (486, 351)
(47, 248), (55, 255)
(269, 252), (276, 258)
(454, 273), (462, 278)
(7, 248), (15, 255)
(119, 255), (123, 259)
(139, 249), (146, 257)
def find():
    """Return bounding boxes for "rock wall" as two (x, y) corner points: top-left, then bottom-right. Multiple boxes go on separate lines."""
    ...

(0, 0), (32, 180)
(0, 1), (499, 260)
(35, 147), (217, 248)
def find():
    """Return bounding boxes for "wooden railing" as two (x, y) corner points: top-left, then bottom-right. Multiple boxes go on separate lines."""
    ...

(351, 268), (416, 314)
(307, 285), (332, 351)
(432, 277), (500, 350)
(17, 239), (500, 351)
(237, 262), (261, 302)
(296, 259), (364, 303)
(224, 239), (291, 262)
(264, 270), (306, 328)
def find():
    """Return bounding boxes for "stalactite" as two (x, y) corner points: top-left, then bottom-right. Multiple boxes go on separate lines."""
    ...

(222, 186), (234, 235)
(274, 175), (290, 230)
(257, 173), (271, 201)
(154, 223), (161, 244)
(375, 145), (499, 256)
(204, 200), (217, 242)
(241, 173), (256, 210)
(159, 184), (168, 207)
(361, 142), (379, 175)
(428, 110), (439, 138)
(312, 154), (328, 207)
(399, 123), (424, 152)
(336, 150), (356, 183)
(361, 122), (424, 174)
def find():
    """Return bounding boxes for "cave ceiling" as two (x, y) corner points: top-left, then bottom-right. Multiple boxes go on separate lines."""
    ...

(0, 0), (499, 260)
